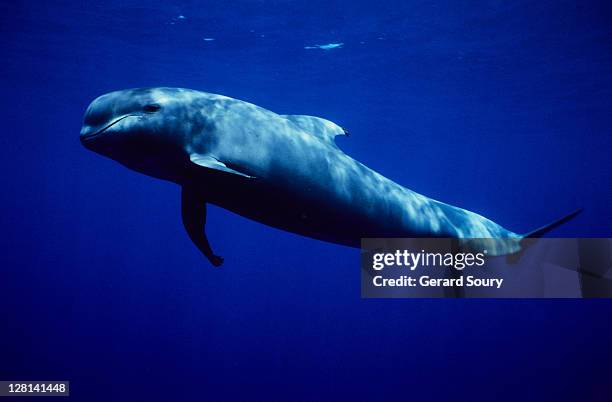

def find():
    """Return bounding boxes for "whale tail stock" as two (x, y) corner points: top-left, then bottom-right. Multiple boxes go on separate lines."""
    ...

(523, 208), (583, 239)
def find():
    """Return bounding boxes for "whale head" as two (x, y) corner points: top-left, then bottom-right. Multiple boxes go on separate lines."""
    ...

(80, 87), (209, 182)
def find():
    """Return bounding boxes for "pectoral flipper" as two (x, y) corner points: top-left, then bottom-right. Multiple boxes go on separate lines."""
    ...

(181, 186), (224, 267)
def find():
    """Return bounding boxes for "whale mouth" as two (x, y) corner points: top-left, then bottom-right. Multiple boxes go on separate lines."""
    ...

(80, 114), (134, 143)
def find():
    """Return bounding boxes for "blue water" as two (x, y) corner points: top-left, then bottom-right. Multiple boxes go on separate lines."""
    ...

(1, 1), (611, 400)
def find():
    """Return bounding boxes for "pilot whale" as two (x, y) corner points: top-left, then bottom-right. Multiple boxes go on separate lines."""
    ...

(80, 88), (580, 266)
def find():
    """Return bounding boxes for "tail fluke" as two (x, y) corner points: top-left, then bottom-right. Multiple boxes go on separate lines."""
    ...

(524, 208), (583, 238)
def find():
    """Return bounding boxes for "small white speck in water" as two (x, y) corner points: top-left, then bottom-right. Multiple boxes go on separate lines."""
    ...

(304, 42), (343, 50)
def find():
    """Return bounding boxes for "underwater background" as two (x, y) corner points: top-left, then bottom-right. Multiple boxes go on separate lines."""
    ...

(1, 0), (611, 400)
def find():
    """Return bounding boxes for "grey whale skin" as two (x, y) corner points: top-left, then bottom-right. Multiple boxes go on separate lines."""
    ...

(80, 88), (579, 266)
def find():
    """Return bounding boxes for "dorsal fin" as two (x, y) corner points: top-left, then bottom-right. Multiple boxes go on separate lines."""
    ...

(283, 114), (348, 146)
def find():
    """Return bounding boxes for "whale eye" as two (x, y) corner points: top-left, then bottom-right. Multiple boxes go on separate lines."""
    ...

(143, 103), (161, 113)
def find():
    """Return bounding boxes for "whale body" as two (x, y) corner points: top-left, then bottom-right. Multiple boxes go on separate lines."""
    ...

(80, 88), (579, 266)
